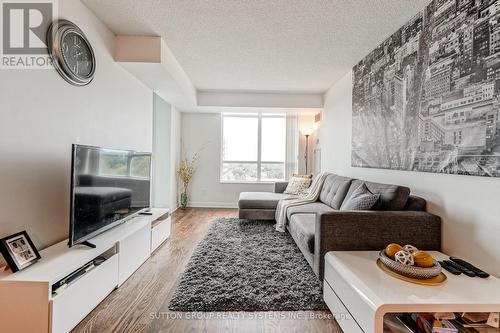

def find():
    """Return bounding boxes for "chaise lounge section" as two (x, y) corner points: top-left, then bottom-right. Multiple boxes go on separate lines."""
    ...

(238, 173), (442, 280)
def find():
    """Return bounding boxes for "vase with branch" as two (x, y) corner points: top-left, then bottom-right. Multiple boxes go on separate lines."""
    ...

(177, 150), (201, 209)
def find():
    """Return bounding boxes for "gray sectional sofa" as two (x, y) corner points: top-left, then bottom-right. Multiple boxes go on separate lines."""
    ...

(238, 173), (442, 280)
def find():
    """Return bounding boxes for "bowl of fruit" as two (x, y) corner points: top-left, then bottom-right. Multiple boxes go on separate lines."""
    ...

(379, 243), (442, 279)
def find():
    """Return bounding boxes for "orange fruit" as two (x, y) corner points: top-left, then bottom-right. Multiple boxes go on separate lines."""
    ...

(385, 243), (403, 259)
(413, 251), (434, 267)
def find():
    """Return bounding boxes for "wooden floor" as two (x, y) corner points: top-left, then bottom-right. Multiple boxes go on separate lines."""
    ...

(72, 208), (342, 333)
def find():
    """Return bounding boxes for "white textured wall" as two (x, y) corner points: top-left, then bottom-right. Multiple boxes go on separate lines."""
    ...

(320, 71), (500, 277)
(181, 112), (273, 207)
(0, 0), (152, 255)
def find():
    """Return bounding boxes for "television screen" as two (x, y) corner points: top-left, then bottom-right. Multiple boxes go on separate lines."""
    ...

(69, 144), (151, 247)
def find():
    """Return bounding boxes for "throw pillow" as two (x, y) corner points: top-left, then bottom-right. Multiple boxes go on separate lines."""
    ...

(283, 174), (313, 195)
(340, 183), (380, 211)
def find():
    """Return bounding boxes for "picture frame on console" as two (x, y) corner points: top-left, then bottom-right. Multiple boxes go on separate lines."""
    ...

(0, 231), (41, 272)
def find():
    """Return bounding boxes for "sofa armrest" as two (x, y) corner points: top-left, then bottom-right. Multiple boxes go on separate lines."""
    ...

(313, 210), (441, 279)
(274, 181), (289, 193)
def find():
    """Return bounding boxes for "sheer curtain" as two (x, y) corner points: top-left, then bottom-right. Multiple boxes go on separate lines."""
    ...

(285, 112), (299, 180)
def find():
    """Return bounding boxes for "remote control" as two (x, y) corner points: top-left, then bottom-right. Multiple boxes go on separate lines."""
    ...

(449, 257), (490, 278)
(439, 261), (461, 275)
(444, 260), (476, 277)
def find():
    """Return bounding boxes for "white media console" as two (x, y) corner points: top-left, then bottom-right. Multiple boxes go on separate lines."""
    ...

(0, 208), (170, 333)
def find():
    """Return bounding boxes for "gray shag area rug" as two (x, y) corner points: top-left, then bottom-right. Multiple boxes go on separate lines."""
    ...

(169, 218), (327, 311)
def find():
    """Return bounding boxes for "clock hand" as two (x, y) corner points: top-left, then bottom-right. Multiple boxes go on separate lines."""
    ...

(73, 36), (82, 49)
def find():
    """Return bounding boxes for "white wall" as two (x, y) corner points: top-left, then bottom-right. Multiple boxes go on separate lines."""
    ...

(152, 94), (172, 208)
(181, 113), (273, 207)
(320, 71), (500, 277)
(152, 95), (181, 210)
(0, 0), (152, 255)
(169, 106), (181, 210)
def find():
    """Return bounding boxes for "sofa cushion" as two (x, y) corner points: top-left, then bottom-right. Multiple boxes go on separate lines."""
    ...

(340, 183), (380, 211)
(286, 202), (335, 220)
(288, 214), (315, 253)
(238, 192), (292, 210)
(319, 174), (353, 209)
(344, 180), (410, 211)
(283, 175), (312, 195)
(404, 195), (427, 211)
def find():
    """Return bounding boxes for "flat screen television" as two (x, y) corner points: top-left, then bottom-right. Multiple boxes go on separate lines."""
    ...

(69, 144), (152, 247)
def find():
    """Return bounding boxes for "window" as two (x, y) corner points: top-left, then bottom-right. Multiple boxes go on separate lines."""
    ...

(221, 112), (286, 182)
(99, 152), (128, 176)
(99, 151), (151, 178)
(130, 155), (151, 178)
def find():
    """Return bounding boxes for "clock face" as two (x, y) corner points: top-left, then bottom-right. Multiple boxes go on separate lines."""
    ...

(61, 32), (93, 77)
(47, 20), (96, 86)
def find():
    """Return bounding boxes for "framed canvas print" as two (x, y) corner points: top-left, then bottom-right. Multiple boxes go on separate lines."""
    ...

(0, 231), (41, 272)
(351, 1), (500, 178)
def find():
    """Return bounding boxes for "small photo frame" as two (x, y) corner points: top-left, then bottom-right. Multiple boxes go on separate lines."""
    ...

(0, 231), (41, 272)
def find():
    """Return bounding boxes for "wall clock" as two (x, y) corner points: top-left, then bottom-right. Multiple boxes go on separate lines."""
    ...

(47, 20), (96, 86)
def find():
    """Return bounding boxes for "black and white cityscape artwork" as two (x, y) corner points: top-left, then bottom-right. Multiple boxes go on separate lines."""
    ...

(352, 0), (500, 177)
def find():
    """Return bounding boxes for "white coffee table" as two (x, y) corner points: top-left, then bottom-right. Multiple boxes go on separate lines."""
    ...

(323, 251), (500, 333)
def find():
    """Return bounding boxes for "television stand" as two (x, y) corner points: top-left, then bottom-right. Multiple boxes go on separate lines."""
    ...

(80, 241), (97, 248)
(0, 208), (170, 333)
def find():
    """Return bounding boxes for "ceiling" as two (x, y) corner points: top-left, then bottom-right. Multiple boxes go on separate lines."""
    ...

(82, 0), (430, 94)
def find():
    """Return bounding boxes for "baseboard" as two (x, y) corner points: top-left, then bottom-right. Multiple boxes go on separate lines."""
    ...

(188, 202), (238, 209)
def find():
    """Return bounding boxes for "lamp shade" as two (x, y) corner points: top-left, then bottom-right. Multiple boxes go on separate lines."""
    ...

(300, 118), (315, 136)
